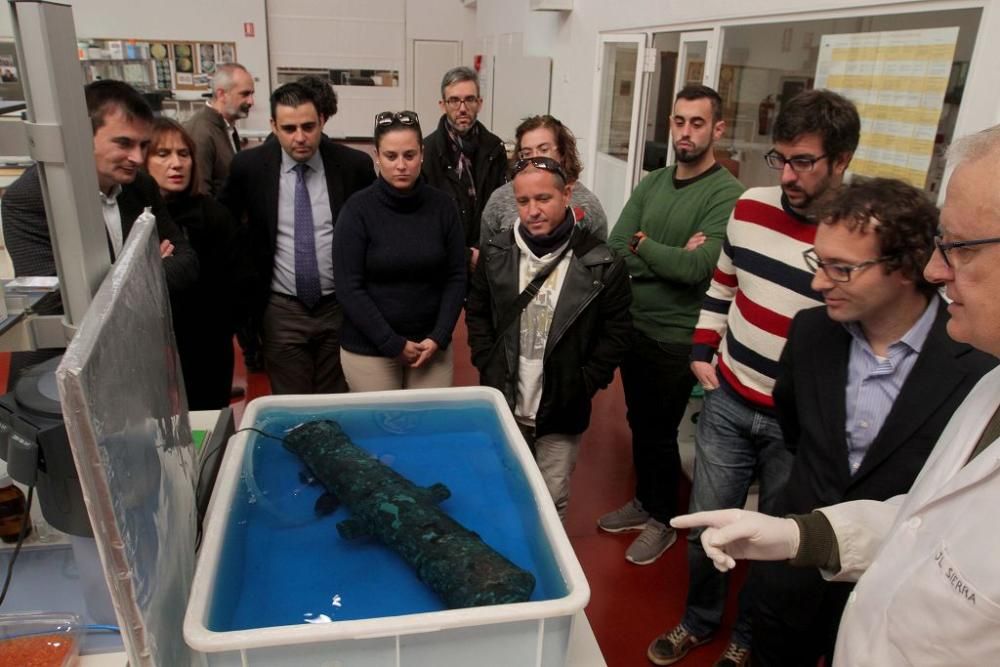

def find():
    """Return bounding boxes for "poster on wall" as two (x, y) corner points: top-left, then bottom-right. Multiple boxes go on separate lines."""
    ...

(199, 43), (216, 74)
(218, 44), (235, 65)
(814, 27), (959, 188)
(0, 42), (24, 100)
(0, 55), (18, 83)
(174, 44), (194, 74)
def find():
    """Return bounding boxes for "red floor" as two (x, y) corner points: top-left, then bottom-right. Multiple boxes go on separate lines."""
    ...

(0, 314), (746, 667)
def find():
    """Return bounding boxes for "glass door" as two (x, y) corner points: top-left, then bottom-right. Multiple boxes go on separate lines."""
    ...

(587, 33), (648, 228)
(664, 30), (719, 166)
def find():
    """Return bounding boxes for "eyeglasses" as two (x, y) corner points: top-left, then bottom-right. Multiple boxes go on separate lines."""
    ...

(443, 95), (479, 109)
(764, 150), (829, 173)
(934, 234), (1000, 268)
(518, 143), (557, 159)
(803, 248), (892, 283)
(511, 156), (568, 183)
(374, 110), (419, 130)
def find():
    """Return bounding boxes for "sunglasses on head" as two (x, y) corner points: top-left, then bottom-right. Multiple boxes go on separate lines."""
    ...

(374, 110), (419, 130)
(512, 156), (568, 183)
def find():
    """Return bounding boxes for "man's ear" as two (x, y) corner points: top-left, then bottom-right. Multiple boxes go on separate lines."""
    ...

(713, 120), (726, 141)
(832, 151), (852, 177)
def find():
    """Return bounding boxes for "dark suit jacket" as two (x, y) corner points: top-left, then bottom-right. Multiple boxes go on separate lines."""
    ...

(219, 136), (375, 317)
(773, 301), (997, 515)
(2, 165), (199, 305)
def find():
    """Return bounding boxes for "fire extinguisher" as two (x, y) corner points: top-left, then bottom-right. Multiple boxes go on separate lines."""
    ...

(758, 95), (775, 136)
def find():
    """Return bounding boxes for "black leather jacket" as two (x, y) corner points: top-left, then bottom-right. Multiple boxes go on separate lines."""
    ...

(466, 225), (632, 436)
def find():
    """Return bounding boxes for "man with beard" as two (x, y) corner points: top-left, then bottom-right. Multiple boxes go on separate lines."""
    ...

(646, 89), (860, 667)
(750, 177), (994, 666)
(187, 63), (260, 374)
(422, 66), (507, 271)
(670, 123), (1000, 667)
(219, 82), (374, 394)
(600, 85), (744, 566)
(186, 62), (255, 196)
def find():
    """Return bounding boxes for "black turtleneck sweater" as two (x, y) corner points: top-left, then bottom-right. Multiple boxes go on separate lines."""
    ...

(333, 177), (467, 358)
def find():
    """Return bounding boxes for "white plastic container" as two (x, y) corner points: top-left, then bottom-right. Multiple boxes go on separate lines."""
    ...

(184, 387), (590, 667)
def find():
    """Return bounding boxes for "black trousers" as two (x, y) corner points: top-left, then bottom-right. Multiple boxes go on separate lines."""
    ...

(261, 292), (347, 394)
(749, 560), (853, 667)
(618, 329), (696, 523)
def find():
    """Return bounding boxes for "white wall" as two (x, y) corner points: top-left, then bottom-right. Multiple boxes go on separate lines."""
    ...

(0, 0), (271, 130)
(260, 0), (477, 137)
(406, 0), (478, 67)
(0, 0), (481, 136)
(6, 1), (995, 149)
(405, 0), (478, 133)
(473, 0), (1000, 188)
(266, 0), (478, 138)
(267, 0), (407, 138)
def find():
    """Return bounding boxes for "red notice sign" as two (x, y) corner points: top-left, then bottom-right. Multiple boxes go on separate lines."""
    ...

(244, 22), (255, 38)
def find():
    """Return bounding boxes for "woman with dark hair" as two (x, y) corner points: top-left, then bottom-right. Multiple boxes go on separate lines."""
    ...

(332, 111), (466, 391)
(480, 114), (607, 245)
(144, 117), (245, 409)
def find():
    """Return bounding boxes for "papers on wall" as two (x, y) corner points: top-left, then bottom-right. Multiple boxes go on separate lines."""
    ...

(814, 27), (958, 188)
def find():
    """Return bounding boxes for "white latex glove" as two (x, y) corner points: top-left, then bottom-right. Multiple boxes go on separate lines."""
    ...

(671, 509), (801, 572)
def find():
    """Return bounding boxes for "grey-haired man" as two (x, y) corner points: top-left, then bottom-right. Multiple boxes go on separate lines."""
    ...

(186, 62), (255, 196)
(422, 66), (507, 271)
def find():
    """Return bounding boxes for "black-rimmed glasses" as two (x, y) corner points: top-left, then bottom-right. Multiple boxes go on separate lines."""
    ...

(511, 156), (568, 183)
(764, 150), (829, 173)
(803, 248), (892, 283)
(443, 95), (479, 109)
(374, 110), (419, 130)
(934, 235), (1000, 268)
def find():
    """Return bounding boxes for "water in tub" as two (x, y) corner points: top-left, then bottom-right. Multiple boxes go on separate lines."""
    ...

(206, 400), (568, 631)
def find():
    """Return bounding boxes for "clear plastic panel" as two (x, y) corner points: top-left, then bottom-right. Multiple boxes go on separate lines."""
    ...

(56, 214), (200, 666)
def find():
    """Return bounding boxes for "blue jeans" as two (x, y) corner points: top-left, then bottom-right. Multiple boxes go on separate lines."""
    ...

(681, 385), (793, 648)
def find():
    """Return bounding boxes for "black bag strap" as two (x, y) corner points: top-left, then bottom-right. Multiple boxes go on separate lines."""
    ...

(488, 240), (573, 358)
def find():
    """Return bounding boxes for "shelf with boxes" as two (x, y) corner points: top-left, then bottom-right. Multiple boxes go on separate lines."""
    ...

(76, 38), (238, 121)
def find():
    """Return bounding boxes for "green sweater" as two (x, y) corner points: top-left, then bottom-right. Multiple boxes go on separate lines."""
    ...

(608, 164), (745, 344)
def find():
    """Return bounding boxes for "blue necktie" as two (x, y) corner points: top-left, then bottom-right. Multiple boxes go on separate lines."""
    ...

(293, 163), (322, 309)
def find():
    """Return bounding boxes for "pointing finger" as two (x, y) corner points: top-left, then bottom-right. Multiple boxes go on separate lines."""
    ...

(670, 509), (741, 530)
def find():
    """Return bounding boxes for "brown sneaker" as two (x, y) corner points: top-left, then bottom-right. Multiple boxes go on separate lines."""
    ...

(647, 624), (712, 665)
(713, 641), (750, 667)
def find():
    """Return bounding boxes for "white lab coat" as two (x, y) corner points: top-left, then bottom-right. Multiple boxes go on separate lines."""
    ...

(819, 365), (1000, 666)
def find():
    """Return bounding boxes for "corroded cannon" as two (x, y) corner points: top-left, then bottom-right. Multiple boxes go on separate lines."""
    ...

(283, 419), (536, 609)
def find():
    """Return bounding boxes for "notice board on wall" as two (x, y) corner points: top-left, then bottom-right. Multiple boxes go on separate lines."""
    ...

(79, 38), (237, 92)
(814, 27), (958, 188)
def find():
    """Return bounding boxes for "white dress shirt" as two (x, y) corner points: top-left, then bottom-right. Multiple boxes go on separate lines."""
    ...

(271, 149), (335, 296)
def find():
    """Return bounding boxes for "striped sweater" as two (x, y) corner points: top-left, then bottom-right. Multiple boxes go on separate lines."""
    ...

(691, 186), (823, 409)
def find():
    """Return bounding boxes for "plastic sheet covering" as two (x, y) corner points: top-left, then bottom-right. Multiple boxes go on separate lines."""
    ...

(56, 214), (201, 666)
